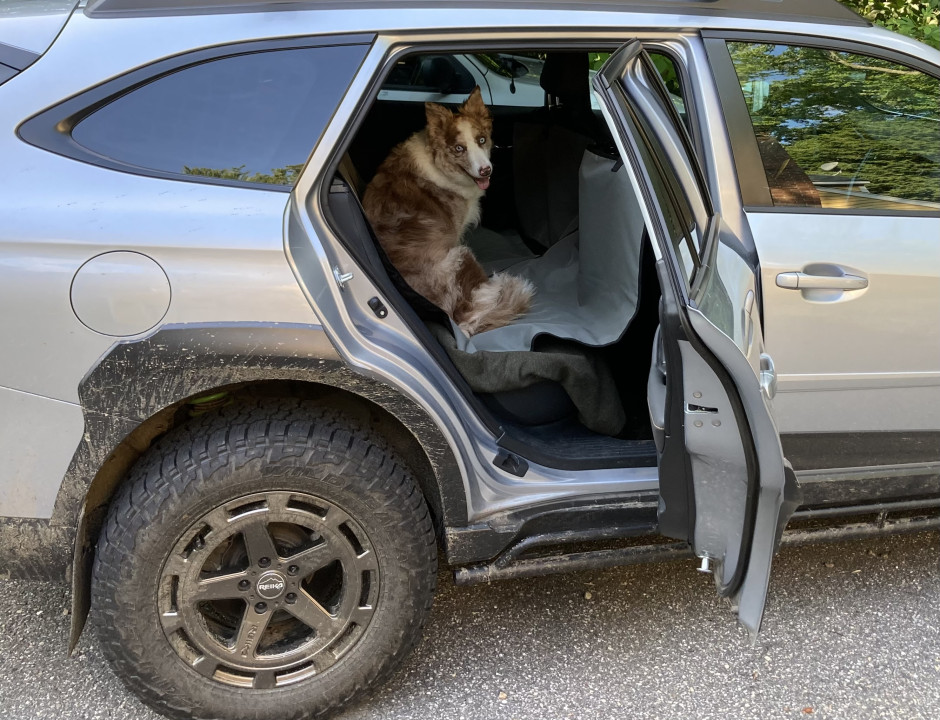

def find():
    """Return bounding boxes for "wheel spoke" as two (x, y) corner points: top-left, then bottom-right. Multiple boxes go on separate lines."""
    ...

(160, 611), (184, 635)
(201, 506), (232, 533)
(352, 548), (378, 572)
(191, 655), (219, 679)
(324, 507), (352, 532)
(242, 522), (278, 566)
(230, 604), (273, 661)
(193, 571), (249, 601)
(284, 543), (334, 577)
(284, 591), (340, 637)
(253, 669), (277, 690)
(350, 606), (375, 625)
(162, 553), (190, 577)
(265, 492), (290, 514)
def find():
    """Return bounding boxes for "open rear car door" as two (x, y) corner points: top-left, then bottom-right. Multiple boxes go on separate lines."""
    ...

(593, 42), (801, 637)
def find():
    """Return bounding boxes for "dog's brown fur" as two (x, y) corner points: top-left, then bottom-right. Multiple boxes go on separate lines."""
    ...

(363, 87), (533, 335)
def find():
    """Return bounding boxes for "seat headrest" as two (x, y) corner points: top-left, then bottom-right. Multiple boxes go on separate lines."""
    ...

(539, 52), (590, 111)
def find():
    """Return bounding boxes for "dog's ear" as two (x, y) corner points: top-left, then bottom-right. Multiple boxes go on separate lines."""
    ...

(425, 102), (453, 142)
(460, 86), (489, 121)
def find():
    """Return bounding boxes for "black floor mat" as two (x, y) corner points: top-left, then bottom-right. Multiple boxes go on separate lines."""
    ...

(499, 417), (657, 471)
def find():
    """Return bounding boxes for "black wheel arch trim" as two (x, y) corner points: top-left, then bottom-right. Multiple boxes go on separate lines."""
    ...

(60, 321), (465, 652)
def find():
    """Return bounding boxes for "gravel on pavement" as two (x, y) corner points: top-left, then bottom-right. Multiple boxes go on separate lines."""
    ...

(1, 531), (938, 720)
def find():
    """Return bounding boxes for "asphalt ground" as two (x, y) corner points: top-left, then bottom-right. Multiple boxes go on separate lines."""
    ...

(1, 531), (938, 720)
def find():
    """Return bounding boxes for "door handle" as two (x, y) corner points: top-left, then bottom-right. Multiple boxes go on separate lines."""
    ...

(775, 272), (868, 291)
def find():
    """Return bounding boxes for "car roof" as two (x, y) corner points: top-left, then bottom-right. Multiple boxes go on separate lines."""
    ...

(83, 0), (869, 27)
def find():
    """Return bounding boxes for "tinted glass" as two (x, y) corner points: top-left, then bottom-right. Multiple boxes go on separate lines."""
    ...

(622, 85), (699, 289)
(649, 51), (690, 132)
(728, 42), (940, 211)
(593, 51), (689, 130)
(383, 54), (475, 94)
(72, 45), (368, 186)
(0, 63), (16, 86)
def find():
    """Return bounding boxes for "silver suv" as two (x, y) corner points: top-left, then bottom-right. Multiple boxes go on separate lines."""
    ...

(2, 1), (938, 719)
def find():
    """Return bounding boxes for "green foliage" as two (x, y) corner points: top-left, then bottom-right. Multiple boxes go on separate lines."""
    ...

(838, 0), (940, 48)
(182, 164), (304, 185)
(729, 43), (940, 204)
(589, 53), (609, 71)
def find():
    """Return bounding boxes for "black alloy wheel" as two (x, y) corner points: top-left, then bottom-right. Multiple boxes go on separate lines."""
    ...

(160, 491), (379, 689)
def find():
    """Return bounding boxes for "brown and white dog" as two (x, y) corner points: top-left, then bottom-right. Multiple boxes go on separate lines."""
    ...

(363, 87), (533, 336)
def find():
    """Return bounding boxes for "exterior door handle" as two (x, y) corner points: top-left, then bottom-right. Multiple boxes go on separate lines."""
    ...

(775, 272), (868, 291)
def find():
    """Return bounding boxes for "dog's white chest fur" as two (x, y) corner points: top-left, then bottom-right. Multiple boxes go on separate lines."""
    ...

(405, 132), (484, 238)
(459, 195), (483, 237)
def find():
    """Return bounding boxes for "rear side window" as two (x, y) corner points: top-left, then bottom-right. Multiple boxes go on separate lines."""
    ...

(0, 41), (40, 87)
(67, 44), (368, 187)
(726, 42), (940, 212)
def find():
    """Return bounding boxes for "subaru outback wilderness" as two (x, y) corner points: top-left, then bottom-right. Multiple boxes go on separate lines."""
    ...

(1, 0), (938, 718)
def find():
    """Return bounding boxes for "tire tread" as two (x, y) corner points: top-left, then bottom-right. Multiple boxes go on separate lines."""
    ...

(92, 398), (437, 720)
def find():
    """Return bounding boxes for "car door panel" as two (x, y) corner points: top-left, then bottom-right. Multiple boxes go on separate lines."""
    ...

(595, 41), (800, 636)
(706, 35), (940, 472)
(746, 211), (940, 437)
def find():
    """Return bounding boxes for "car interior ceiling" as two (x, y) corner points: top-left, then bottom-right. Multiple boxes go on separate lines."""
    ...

(331, 50), (663, 470)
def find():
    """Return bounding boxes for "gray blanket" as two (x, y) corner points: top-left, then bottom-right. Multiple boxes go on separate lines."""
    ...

(431, 324), (626, 437)
(460, 150), (646, 353)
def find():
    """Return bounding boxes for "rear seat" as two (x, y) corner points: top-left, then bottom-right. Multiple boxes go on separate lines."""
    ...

(465, 52), (604, 271)
(455, 148), (646, 355)
(328, 159), (590, 430)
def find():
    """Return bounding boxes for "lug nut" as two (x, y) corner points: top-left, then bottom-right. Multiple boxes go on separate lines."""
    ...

(258, 557), (271, 568)
(238, 579), (250, 591)
(285, 593), (297, 605)
(255, 602), (268, 614)
(287, 565), (299, 576)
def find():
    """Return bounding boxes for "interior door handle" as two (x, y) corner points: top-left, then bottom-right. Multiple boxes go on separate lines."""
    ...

(775, 272), (868, 291)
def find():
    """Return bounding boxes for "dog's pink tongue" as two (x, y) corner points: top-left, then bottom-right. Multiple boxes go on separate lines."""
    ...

(475, 177), (491, 191)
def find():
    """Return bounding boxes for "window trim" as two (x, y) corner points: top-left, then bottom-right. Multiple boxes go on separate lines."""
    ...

(16, 34), (375, 192)
(703, 30), (940, 217)
(317, 34), (709, 205)
(311, 33), (707, 438)
(644, 42), (707, 166)
(0, 42), (39, 70)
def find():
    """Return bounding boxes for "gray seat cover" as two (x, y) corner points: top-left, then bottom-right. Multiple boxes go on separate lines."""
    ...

(465, 225), (537, 272)
(456, 150), (645, 353)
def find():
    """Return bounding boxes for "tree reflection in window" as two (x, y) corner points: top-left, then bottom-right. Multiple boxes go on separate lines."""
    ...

(183, 164), (304, 185)
(728, 42), (940, 209)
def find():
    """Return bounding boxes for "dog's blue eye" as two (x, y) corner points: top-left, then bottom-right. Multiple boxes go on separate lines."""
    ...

(455, 145), (465, 153)
(478, 137), (486, 145)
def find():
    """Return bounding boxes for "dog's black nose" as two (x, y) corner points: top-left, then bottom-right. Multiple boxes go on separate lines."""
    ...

(479, 165), (492, 177)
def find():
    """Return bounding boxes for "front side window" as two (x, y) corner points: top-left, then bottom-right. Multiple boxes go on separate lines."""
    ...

(376, 48), (692, 117)
(71, 44), (368, 187)
(727, 42), (940, 211)
(613, 53), (702, 289)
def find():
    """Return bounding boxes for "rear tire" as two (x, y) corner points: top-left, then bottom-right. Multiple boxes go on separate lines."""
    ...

(92, 399), (437, 720)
